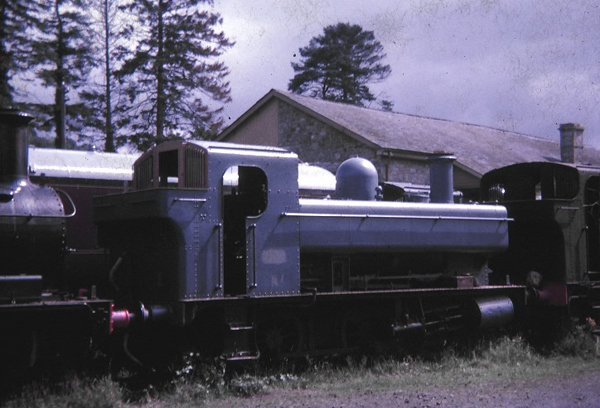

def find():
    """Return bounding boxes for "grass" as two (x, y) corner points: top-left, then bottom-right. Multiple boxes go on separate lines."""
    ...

(2, 376), (124, 408)
(3, 328), (599, 408)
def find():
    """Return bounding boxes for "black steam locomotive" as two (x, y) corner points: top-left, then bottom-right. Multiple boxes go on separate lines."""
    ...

(0, 109), (598, 376)
(482, 161), (600, 334)
(0, 111), (114, 376)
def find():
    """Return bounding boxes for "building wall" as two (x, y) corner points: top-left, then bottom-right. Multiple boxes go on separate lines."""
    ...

(383, 158), (430, 185)
(278, 101), (431, 185)
(278, 100), (373, 173)
(220, 100), (279, 146)
(222, 98), (479, 196)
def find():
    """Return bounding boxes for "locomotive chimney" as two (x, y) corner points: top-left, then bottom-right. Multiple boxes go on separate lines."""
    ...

(427, 153), (456, 204)
(0, 109), (33, 182)
(559, 123), (584, 164)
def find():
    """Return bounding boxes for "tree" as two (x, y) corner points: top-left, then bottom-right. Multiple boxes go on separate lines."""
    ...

(116, 0), (233, 151)
(0, 0), (46, 106)
(28, 0), (96, 148)
(289, 23), (392, 107)
(80, 0), (130, 152)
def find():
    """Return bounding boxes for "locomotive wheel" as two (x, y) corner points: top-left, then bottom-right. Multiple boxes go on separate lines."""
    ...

(341, 309), (389, 352)
(257, 317), (304, 359)
(0, 327), (38, 383)
(342, 312), (372, 350)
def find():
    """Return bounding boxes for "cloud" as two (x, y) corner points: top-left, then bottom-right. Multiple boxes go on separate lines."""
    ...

(215, 0), (599, 146)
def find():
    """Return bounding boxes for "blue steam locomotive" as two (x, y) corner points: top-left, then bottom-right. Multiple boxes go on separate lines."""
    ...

(93, 138), (521, 361)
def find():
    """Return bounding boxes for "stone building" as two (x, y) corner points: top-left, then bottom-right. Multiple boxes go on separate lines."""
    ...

(218, 89), (597, 199)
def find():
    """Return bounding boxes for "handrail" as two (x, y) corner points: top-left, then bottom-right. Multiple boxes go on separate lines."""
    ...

(282, 212), (512, 222)
(0, 189), (77, 219)
(55, 189), (77, 218)
(215, 223), (223, 290)
(172, 198), (207, 203)
(249, 223), (257, 289)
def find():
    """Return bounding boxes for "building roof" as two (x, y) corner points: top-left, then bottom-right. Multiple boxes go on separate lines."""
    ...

(28, 147), (138, 181)
(219, 89), (599, 177)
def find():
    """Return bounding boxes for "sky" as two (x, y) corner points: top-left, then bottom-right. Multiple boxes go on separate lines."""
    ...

(213, 0), (599, 148)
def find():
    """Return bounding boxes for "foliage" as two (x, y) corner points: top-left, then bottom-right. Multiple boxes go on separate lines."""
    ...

(13, 101), (84, 149)
(3, 376), (124, 408)
(79, 0), (132, 152)
(464, 335), (539, 365)
(289, 22), (392, 108)
(116, 0), (234, 150)
(3, 334), (598, 407)
(0, 0), (47, 106)
(25, 0), (96, 148)
(27, 0), (94, 92)
(2, 0), (233, 152)
(553, 319), (599, 358)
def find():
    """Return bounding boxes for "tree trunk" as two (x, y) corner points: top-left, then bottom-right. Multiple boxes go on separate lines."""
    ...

(155, 0), (165, 143)
(103, 0), (114, 152)
(54, 1), (66, 149)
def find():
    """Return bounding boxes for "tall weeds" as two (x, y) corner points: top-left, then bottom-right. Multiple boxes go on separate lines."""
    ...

(2, 331), (597, 407)
(3, 376), (124, 408)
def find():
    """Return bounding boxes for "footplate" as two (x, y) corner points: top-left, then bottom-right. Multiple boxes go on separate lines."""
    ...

(223, 322), (260, 361)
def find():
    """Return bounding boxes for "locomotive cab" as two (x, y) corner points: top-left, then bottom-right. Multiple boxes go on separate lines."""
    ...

(482, 162), (600, 306)
(95, 140), (302, 306)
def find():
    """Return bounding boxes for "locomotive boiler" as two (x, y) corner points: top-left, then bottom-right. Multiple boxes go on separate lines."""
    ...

(0, 110), (67, 289)
(94, 140), (523, 361)
(0, 110), (113, 380)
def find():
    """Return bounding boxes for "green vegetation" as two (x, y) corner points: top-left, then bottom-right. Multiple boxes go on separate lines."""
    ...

(1, 0), (233, 151)
(289, 22), (393, 109)
(2, 377), (123, 408)
(3, 331), (598, 408)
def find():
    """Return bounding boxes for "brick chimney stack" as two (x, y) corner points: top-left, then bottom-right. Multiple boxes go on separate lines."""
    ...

(559, 123), (584, 163)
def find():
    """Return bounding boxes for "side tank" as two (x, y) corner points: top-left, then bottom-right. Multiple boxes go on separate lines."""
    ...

(0, 110), (67, 288)
(298, 154), (508, 254)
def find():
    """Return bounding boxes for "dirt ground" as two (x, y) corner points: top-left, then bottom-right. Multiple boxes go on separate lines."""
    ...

(204, 368), (600, 408)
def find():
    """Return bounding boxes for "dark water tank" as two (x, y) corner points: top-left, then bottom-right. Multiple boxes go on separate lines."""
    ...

(334, 157), (379, 201)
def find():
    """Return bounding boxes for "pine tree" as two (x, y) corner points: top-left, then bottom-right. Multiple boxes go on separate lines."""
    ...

(0, 0), (46, 106)
(28, 0), (96, 148)
(289, 23), (391, 107)
(80, 0), (129, 152)
(117, 0), (233, 151)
